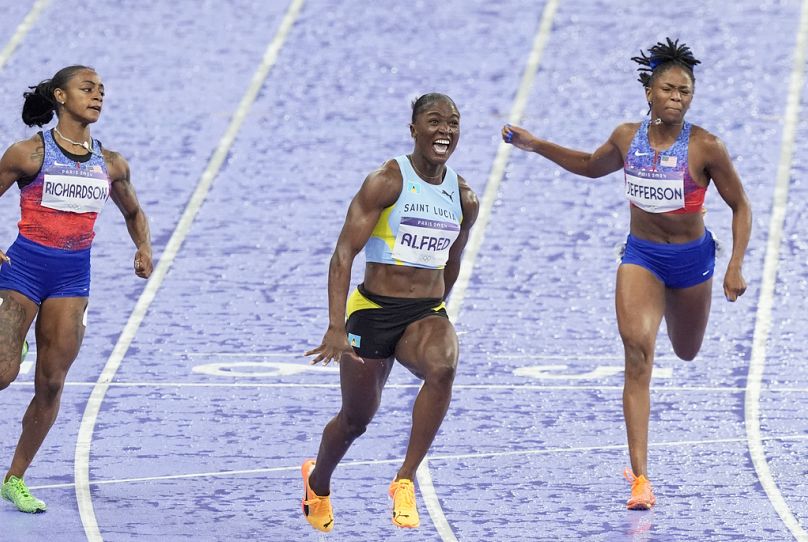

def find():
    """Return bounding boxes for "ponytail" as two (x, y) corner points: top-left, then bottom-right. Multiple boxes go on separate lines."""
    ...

(22, 80), (56, 127)
(20, 65), (95, 127)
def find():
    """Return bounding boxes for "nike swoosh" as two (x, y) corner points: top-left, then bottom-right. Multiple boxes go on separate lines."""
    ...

(702, 270), (710, 276)
(633, 150), (651, 157)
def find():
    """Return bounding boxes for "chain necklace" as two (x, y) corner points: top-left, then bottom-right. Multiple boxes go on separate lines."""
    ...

(53, 126), (99, 156)
(408, 155), (444, 181)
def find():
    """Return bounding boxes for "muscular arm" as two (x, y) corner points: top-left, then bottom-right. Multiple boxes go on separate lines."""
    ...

(105, 150), (153, 278)
(306, 162), (401, 364)
(0, 137), (43, 263)
(0, 137), (43, 198)
(502, 123), (635, 178)
(702, 134), (751, 301)
(443, 176), (479, 299)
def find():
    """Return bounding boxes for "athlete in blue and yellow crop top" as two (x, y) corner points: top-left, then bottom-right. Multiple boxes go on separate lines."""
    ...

(303, 94), (480, 532)
(364, 155), (463, 269)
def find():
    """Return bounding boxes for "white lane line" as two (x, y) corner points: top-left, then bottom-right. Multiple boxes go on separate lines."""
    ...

(416, 2), (560, 540)
(745, 1), (808, 540)
(0, 0), (49, 71)
(37, 432), (808, 491)
(10, 380), (808, 393)
(73, 1), (307, 540)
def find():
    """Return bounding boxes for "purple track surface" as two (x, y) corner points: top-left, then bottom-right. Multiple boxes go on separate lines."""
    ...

(0, 1), (806, 540)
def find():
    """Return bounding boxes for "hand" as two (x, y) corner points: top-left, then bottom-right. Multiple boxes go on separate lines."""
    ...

(134, 247), (153, 279)
(0, 250), (9, 266)
(501, 124), (537, 152)
(305, 326), (364, 366)
(723, 265), (747, 302)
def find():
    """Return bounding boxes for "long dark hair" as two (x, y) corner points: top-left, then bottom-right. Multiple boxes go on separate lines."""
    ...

(21, 65), (95, 127)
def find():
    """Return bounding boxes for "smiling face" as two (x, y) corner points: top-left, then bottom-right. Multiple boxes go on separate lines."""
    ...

(410, 98), (460, 164)
(645, 65), (694, 124)
(53, 69), (105, 124)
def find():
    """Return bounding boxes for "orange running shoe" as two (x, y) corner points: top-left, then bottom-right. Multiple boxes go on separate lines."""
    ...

(624, 468), (656, 510)
(388, 478), (420, 528)
(301, 460), (334, 532)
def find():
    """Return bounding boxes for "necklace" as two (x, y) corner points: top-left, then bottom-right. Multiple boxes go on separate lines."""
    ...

(408, 155), (443, 181)
(54, 127), (98, 155)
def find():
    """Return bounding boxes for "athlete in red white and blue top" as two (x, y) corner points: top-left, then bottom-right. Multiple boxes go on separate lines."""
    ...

(0, 65), (152, 513)
(502, 38), (752, 510)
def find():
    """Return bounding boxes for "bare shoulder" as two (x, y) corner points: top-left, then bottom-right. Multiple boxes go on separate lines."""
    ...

(358, 158), (403, 207)
(102, 148), (130, 181)
(607, 122), (641, 155)
(689, 124), (731, 163)
(2, 134), (45, 177)
(457, 174), (480, 225)
(611, 122), (641, 144)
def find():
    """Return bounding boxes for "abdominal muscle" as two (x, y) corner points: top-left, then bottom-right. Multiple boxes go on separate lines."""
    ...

(363, 262), (445, 299)
(629, 205), (705, 244)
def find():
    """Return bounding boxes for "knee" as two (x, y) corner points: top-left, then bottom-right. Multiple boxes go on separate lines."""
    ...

(621, 337), (654, 381)
(35, 371), (67, 402)
(423, 358), (457, 388)
(339, 411), (373, 440)
(672, 343), (700, 362)
(0, 359), (21, 390)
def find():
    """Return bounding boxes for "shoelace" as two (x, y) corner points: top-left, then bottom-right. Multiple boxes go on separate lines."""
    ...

(8, 479), (32, 499)
(623, 468), (637, 484)
(393, 482), (415, 508)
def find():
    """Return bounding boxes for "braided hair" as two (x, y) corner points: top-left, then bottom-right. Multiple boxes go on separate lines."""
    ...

(21, 65), (94, 127)
(631, 38), (700, 88)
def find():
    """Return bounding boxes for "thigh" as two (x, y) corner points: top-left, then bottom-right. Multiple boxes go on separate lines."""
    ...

(615, 264), (667, 346)
(394, 315), (458, 379)
(338, 355), (395, 419)
(664, 278), (712, 354)
(0, 290), (38, 344)
(35, 296), (88, 377)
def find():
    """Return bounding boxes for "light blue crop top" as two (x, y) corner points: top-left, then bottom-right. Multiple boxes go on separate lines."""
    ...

(364, 155), (463, 269)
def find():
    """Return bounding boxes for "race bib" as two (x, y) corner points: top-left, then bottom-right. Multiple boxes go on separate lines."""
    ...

(625, 168), (685, 213)
(392, 217), (460, 268)
(41, 174), (109, 214)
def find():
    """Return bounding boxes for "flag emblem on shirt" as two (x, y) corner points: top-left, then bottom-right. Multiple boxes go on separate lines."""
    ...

(660, 155), (677, 167)
(406, 181), (421, 195)
(348, 333), (361, 348)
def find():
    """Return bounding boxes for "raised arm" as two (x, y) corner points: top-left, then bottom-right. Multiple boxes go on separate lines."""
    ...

(701, 134), (751, 301)
(105, 150), (153, 279)
(502, 123), (635, 178)
(306, 163), (401, 365)
(443, 175), (479, 299)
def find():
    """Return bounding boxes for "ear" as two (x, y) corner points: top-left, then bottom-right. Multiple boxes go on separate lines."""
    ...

(644, 86), (652, 106)
(409, 123), (416, 138)
(53, 88), (66, 105)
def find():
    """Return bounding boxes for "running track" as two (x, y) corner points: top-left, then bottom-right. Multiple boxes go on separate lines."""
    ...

(0, 1), (806, 540)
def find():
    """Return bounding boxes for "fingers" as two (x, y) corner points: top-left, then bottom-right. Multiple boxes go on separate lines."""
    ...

(304, 345), (365, 366)
(724, 285), (747, 302)
(502, 124), (514, 144)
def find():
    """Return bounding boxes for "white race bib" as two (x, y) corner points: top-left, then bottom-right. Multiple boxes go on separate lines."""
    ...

(392, 217), (460, 268)
(42, 174), (109, 214)
(625, 168), (684, 213)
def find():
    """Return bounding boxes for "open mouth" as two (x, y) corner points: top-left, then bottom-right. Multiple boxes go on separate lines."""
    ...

(433, 138), (451, 154)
